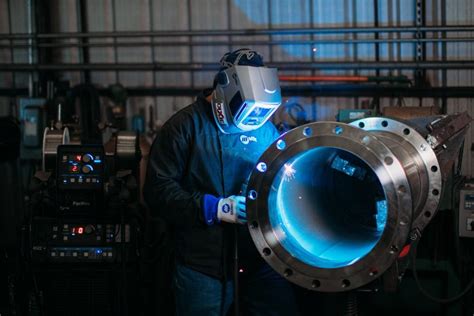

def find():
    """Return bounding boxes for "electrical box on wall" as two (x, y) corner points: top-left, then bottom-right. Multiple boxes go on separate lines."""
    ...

(459, 185), (474, 238)
(19, 98), (46, 160)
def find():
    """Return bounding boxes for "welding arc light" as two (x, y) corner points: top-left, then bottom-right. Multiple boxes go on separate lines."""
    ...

(246, 119), (441, 292)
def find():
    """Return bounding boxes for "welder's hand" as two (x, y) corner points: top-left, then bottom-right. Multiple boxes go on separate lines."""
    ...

(217, 195), (247, 224)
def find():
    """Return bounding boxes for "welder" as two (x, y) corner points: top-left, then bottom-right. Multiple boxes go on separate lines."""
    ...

(144, 49), (299, 315)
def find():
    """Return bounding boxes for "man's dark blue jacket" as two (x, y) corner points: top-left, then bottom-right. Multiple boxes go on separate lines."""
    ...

(144, 89), (279, 279)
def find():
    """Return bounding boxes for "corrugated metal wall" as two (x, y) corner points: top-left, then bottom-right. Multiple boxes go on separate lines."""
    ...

(1, 0), (473, 174)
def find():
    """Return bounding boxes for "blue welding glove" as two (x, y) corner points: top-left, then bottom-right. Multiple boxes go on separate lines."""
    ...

(202, 194), (247, 225)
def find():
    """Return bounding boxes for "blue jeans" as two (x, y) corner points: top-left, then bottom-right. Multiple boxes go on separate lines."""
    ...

(173, 264), (299, 316)
(174, 264), (233, 316)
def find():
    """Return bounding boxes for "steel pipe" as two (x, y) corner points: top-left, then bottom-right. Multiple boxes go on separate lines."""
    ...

(245, 115), (469, 292)
(4, 86), (474, 98)
(2, 61), (474, 72)
(5, 86), (474, 98)
(278, 75), (411, 84)
(3, 37), (474, 49)
(2, 25), (474, 40)
(26, 0), (35, 97)
(279, 75), (369, 82)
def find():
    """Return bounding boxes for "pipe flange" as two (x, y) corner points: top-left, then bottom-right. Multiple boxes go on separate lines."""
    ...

(247, 121), (413, 292)
(351, 117), (441, 233)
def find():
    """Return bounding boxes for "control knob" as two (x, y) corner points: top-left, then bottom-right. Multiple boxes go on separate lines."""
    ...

(82, 164), (93, 174)
(82, 154), (93, 163)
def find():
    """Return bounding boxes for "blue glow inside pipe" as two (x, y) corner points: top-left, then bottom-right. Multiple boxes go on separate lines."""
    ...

(268, 147), (387, 269)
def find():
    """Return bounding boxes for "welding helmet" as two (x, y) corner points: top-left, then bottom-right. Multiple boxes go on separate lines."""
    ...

(211, 49), (282, 134)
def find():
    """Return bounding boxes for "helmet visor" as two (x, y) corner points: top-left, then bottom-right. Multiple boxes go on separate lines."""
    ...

(225, 66), (281, 131)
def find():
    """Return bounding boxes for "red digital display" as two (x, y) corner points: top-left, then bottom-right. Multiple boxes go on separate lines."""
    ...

(72, 227), (84, 234)
(70, 165), (79, 173)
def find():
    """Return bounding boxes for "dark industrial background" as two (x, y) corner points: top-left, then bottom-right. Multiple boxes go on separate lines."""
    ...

(0, 0), (474, 315)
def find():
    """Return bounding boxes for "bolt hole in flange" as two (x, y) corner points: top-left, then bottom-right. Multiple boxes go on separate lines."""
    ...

(390, 245), (399, 254)
(384, 156), (394, 165)
(248, 190), (258, 200)
(276, 139), (286, 150)
(256, 162), (267, 173)
(334, 126), (344, 135)
(398, 185), (407, 194)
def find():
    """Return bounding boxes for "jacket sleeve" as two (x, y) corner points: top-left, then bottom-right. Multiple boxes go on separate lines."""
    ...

(143, 115), (204, 228)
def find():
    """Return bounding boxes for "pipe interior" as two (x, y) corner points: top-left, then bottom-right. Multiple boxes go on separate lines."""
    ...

(268, 147), (387, 269)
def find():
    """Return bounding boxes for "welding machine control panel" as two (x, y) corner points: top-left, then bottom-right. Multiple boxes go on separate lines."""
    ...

(57, 145), (104, 190)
